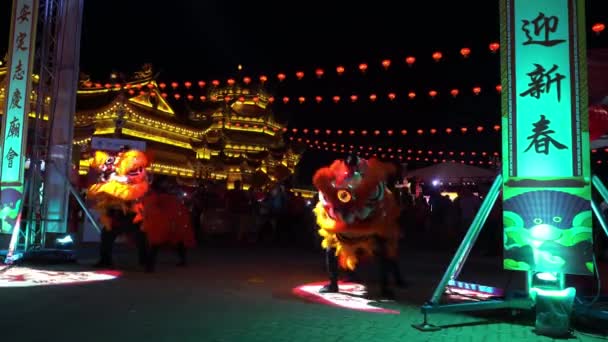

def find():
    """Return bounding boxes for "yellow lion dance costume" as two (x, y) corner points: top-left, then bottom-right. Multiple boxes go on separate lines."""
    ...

(313, 156), (400, 270)
(87, 148), (149, 230)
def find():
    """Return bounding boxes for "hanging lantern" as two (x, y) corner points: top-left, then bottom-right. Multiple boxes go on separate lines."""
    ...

(429, 90), (438, 98)
(445, 128), (452, 134)
(184, 81), (192, 88)
(388, 93), (396, 101)
(171, 82), (179, 89)
(198, 80), (206, 88)
(349, 130), (355, 135)
(227, 78), (236, 86)
(243, 76), (251, 85)
(592, 22), (605, 35)
(146, 83), (154, 89)
(251, 96), (258, 103)
(336, 65), (345, 75)
(430, 128), (437, 134)
(128, 89), (135, 95)
(417, 129), (424, 135)
(361, 130), (368, 135)
(494, 124), (501, 131)
(337, 130), (343, 135)
(408, 92), (416, 99)
(374, 130), (380, 135)
(212, 80), (220, 87)
(277, 73), (286, 81)
(187, 94), (194, 101)
(174, 93), (181, 100)
(159, 83), (166, 90)
(296, 71), (305, 80)
(238, 96), (245, 102)
(369, 94), (377, 102)
(292, 128), (298, 133)
(387, 130), (393, 135)
(489, 42), (500, 53)
(450, 89), (459, 97)
(461, 127), (468, 133)
(477, 126), (484, 132)
(313, 129), (320, 134)
(332, 96), (340, 103)
(350, 94), (358, 102)
(358, 63), (368, 73)
(473, 86), (481, 95)
(224, 96), (231, 102)
(303, 129), (309, 133)
(282, 96), (289, 104)
(298, 96), (306, 104)
(259, 75), (268, 83)
(432, 51), (442, 62)
(315, 68), (324, 78)
(161, 92), (167, 98)
(104, 83), (111, 89)
(315, 96), (323, 103)
(460, 47), (471, 58)
(496, 84), (502, 93)
(200, 95), (207, 101)
(401, 129), (407, 135)
(326, 129), (332, 135)
(405, 56), (416, 67)
(268, 96), (275, 103)
(211, 95), (218, 102)
(381, 59), (391, 70)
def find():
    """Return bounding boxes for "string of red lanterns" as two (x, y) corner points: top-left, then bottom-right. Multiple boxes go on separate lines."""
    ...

(284, 125), (501, 136)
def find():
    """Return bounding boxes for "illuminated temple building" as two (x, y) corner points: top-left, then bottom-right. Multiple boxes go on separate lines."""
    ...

(1, 64), (302, 189)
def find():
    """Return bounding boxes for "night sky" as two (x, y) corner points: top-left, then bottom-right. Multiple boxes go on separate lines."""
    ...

(1, 1), (607, 183)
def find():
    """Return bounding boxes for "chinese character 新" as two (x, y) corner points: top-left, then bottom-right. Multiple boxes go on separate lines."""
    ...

(522, 12), (566, 47)
(519, 64), (565, 102)
(5, 147), (19, 168)
(17, 4), (32, 24)
(9, 88), (22, 109)
(12, 59), (24, 80)
(8, 117), (20, 138)
(524, 114), (568, 155)
(16, 32), (28, 51)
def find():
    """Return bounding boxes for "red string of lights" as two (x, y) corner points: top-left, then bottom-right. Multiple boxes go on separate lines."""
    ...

(284, 125), (502, 136)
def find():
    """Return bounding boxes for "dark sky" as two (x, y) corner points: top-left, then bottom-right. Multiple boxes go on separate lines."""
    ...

(1, 1), (607, 181)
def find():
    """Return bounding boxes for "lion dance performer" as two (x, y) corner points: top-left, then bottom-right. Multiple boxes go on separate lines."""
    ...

(87, 146), (150, 268)
(312, 155), (405, 297)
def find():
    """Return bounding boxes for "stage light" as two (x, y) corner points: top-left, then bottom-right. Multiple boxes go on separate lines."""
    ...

(56, 235), (73, 245)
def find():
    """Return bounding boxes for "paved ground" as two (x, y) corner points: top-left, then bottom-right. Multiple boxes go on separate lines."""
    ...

(0, 243), (607, 342)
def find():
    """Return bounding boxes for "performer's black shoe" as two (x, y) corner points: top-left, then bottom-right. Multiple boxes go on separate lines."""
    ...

(319, 283), (339, 293)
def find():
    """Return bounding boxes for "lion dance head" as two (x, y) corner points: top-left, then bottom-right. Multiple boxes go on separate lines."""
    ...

(87, 148), (149, 230)
(312, 156), (400, 270)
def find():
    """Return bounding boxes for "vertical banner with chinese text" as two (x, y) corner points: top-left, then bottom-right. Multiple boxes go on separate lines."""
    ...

(0, 0), (38, 235)
(500, 0), (592, 275)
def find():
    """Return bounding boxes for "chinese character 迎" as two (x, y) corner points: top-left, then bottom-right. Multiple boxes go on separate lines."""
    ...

(16, 32), (28, 51)
(5, 147), (19, 168)
(519, 64), (565, 102)
(522, 12), (566, 47)
(12, 59), (24, 80)
(17, 4), (31, 23)
(8, 117), (20, 138)
(524, 114), (568, 155)
(9, 88), (22, 109)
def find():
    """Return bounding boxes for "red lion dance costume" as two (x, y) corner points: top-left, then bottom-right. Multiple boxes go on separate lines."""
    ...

(313, 156), (400, 271)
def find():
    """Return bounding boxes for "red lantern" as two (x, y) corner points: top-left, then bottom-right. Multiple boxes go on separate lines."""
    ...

(430, 128), (437, 134)
(268, 96), (275, 103)
(445, 128), (452, 134)
(358, 63), (368, 73)
(104, 83), (111, 89)
(429, 90), (438, 98)
(494, 125), (501, 131)
(476, 126), (484, 132)
(400, 129), (407, 135)
(473, 86), (481, 95)
(432, 51), (442, 62)
(282, 96), (289, 104)
(336, 66), (345, 75)
(332, 96), (340, 103)
(146, 83), (154, 89)
(292, 128), (298, 133)
(171, 82), (179, 89)
(186, 94), (193, 101)
(592, 22), (605, 34)
(408, 92), (416, 99)
(159, 83), (166, 90)
(313, 129), (320, 134)
(198, 81), (206, 88)
(315, 68), (324, 78)
(252, 96), (259, 103)
(337, 130), (343, 135)
(496, 84), (502, 93)
(238, 96), (245, 102)
(295, 71), (305, 80)
(387, 130), (393, 135)
(361, 130), (368, 135)
(369, 94), (377, 102)
(259, 75), (268, 83)
(381, 59), (391, 70)
(326, 129), (332, 135)
(243, 77), (251, 85)
(128, 89), (135, 95)
(200, 95), (207, 101)
(298, 96), (305, 104)
(374, 130), (380, 135)
(224, 96), (231, 102)
(350, 95), (358, 102)
(277, 73), (286, 81)
(405, 56), (416, 66)
(460, 47), (471, 58)
(349, 130), (355, 135)
(388, 93), (396, 101)
(174, 93), (181, 100)
(212, 80), (220, 87)
(303, 129), (309, 134)
(315, 96), (323, 103)
(184, 81), (192, 88)
(161, 92), (167, 98)
(489, 42), (500, 53)
(227, 79), (236, 86)
(417, 129), (424, 135)
(450, 89), (459, 97)
(211, 96), (218, 102)
(461, 127), (468, 133)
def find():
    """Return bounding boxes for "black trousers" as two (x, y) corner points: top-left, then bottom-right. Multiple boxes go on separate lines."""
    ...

(325, 247), (358, 285)
(147, 242), (187, 270)
(375, 236), (404, 291)
(99, 223), (148, 265)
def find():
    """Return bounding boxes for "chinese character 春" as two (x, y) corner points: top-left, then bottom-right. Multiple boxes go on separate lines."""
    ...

(12, 59), (24, 80)
(8, 117), (20, 138)
(519, 64), (565, 102)
(522, 12), (566, 47)
(16, 32), (28, 51)
(5, 147), (19, 168)
(9, 89), (22, 109)
(17, 4), (31, 23)
(524, 115), (568, 155)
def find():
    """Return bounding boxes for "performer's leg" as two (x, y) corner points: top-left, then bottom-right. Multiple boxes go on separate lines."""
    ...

(176, 242), (187, 267)
(146, 245), (159, 273)
(95, 229), (117, 267)
(320, 247), (339, 293)
(375, 236), (395, 298)
(135, 228), (149, 267)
